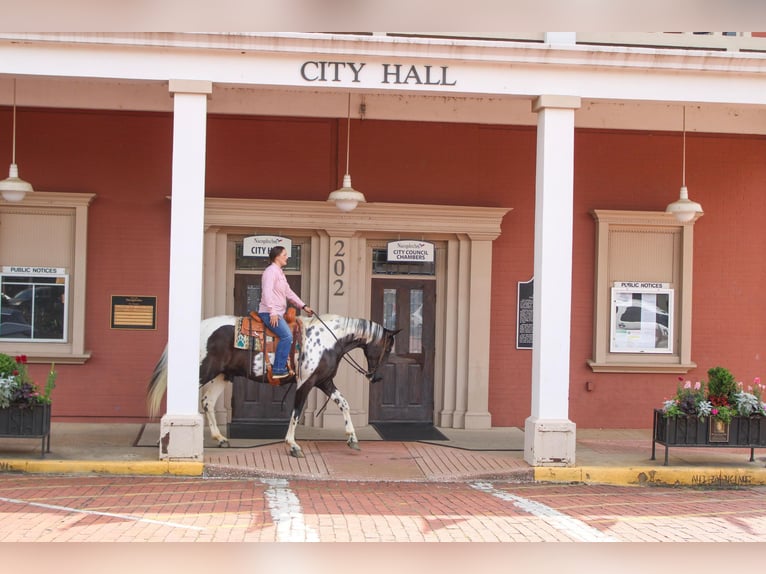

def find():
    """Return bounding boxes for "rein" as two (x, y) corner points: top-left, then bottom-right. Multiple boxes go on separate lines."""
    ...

(312, 313), (379, 380)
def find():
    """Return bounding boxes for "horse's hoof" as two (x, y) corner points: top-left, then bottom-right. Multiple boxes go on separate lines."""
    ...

(347, 439), (360, 451)
(289, 446), (304, 458)
(218, 439), (230, 448)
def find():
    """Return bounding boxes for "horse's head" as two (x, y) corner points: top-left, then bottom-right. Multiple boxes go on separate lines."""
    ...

(363, 327), (400, 383)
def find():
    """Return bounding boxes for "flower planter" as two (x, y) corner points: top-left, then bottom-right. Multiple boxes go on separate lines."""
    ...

(652, 409), (766, 465)
(0, 404), (51, 458)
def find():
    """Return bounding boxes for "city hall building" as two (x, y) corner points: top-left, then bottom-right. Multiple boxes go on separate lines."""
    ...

(1, 32), (765, 465)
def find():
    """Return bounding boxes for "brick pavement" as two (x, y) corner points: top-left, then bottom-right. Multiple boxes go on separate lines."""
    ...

(1, 473), (765, 542)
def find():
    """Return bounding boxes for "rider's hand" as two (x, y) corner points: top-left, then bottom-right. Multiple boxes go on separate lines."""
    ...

(303, 305), (314, 316)
(270, 313), (279, 327)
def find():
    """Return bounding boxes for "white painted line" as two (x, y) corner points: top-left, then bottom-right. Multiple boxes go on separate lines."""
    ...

(0, 495), (205, 531)
(261, 478), (319, 542)
(470, 482), (619, 542)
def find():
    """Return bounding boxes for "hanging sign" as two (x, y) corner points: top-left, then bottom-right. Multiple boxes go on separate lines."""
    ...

(516, 277), (534, 350)
(243, 235), (292, 258)
(386, 240), (435, 262)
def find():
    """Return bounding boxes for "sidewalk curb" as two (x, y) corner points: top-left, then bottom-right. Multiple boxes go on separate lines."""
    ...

(534, 465), (766, 487)
(0, 459), (204, 476)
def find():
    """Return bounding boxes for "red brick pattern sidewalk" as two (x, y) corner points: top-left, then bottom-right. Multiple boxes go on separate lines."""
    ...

(2, 473), (766, 542)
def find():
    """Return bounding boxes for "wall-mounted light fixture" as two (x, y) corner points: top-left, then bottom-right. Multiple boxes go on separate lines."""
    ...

(665, 106), (702, 223)
(327, 93), (366, 212)
(0, 79), (34, 202)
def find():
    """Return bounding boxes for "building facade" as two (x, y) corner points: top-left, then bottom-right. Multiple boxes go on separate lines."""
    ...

(1, 32), (765, 465)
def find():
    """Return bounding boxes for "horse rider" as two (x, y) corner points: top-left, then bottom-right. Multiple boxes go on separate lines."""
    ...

(257, 245), (314, 378)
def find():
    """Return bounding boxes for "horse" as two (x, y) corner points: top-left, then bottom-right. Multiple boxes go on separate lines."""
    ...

(147, 313), (399, 458)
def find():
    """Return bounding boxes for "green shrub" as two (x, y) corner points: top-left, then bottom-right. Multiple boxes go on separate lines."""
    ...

(707, 366), (738, 404)
(0, 353), (16, 377)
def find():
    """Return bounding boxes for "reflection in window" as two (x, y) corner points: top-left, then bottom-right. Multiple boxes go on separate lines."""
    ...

(383, 288), (397, 352)
(0, 274), (68, 341)
(409, 289), (423, 353)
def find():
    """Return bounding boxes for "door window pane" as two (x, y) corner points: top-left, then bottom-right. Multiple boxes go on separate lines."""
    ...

(409, 289), (423, 353)
(383, 288), (397, 352)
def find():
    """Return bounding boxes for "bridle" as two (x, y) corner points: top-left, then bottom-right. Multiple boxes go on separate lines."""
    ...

(312, 313), (388, 381)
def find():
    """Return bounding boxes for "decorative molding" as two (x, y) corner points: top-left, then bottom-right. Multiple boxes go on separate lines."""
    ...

(0, 191), (96, 210)
(204, 198), (511, 240)
(587, 360), (697, 374)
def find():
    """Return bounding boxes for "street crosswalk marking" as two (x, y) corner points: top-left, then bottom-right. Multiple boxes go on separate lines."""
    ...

(261, 478), (319, 542)
(0, 495), (205, 532)
(470, 482), (619, 542)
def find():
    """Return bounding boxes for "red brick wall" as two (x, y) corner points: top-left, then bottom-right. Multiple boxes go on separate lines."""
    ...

(3, 107), (766, 428)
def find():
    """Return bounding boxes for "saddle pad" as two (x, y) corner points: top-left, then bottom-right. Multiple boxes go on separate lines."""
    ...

(234, 317), (262, 351)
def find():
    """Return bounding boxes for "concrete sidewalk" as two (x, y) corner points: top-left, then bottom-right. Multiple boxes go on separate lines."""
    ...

(1, 422), (765, 487)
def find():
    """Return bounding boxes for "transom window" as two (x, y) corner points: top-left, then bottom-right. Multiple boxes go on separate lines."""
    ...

(372, 248), (435, 276)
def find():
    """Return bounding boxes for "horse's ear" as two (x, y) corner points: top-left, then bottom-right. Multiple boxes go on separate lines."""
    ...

(390, 328), (402, 336)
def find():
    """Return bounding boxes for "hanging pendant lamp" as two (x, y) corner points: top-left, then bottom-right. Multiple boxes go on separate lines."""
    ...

(328, 93), (366, 212)
(0, 79), (34, 202)
(665, 106), (702, 223)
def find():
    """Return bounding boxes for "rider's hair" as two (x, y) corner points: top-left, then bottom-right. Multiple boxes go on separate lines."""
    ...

(268, 245), (286, 263)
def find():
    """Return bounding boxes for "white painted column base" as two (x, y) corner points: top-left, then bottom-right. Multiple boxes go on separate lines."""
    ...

(523, 416), (576, 467)
(159, 413), (205, 461)
(464, 412), (492, 429)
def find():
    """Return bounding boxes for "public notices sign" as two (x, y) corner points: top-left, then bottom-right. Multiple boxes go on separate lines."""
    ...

(516, 277), (534, 349)
(386, 240), (435, 262)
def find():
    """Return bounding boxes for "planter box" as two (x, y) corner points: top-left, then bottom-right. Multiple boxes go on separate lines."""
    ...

(0, 404), (51, 458)
(652, 409), (766, 465)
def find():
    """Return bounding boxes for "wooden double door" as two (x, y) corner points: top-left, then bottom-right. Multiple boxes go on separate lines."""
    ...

(369, 278), (435, 423)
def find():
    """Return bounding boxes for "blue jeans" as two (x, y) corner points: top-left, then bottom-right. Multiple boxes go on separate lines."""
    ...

(258, 313), (292, 373)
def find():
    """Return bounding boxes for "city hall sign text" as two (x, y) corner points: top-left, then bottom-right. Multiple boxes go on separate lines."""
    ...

(300, 61), (457, 86)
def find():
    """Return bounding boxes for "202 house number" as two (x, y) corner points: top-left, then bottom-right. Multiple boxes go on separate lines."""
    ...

(333, 240), (345, 296)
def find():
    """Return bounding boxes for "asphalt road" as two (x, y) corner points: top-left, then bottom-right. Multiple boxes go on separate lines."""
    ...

(1, 473), (765, 543)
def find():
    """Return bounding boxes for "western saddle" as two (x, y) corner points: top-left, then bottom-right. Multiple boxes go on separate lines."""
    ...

(237, 307), (302, 385)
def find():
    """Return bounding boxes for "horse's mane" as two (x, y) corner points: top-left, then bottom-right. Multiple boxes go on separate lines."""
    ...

(307, 314), (385, 343)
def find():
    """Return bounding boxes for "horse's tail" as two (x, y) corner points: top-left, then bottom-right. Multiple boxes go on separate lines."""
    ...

(146, 344), (168, 419)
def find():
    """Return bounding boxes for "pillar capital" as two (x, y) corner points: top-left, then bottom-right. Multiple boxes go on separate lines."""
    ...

(532, 95), (581, 112)
(168, 79), (213, 95)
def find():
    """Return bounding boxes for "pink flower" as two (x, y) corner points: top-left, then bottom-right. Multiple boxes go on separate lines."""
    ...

(712, 408), (719, 415)
(684, 381), (692, 389)
(694, 381), (701, 390)
(755, 377), (761, 385)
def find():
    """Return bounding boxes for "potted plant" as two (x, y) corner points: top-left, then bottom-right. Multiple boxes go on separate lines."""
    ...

(653, 366), (766, 464)
(0, 353), (57, 456)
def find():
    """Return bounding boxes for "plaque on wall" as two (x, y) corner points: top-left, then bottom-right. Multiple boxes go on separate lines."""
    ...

(110, 295), (157, 330)
(516, 277), (533, 349)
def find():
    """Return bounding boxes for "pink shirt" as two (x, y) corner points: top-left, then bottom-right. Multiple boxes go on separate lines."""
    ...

(258, 263), (305, 315)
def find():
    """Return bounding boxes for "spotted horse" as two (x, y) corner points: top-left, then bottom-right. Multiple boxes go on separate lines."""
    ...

(147, 313), (399, 458)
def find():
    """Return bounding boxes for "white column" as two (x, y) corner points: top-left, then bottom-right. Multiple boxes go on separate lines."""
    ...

(524, 95), (581, 467)
(159, 79), (212, 461)
(464, 237), (493, 429)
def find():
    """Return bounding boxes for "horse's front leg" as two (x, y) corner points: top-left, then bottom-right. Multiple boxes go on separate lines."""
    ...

(284, 380), (314, 458)
(285, 408), (304, 458)
(200, 375), (230, 447)
(328, 387), (360, 451)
